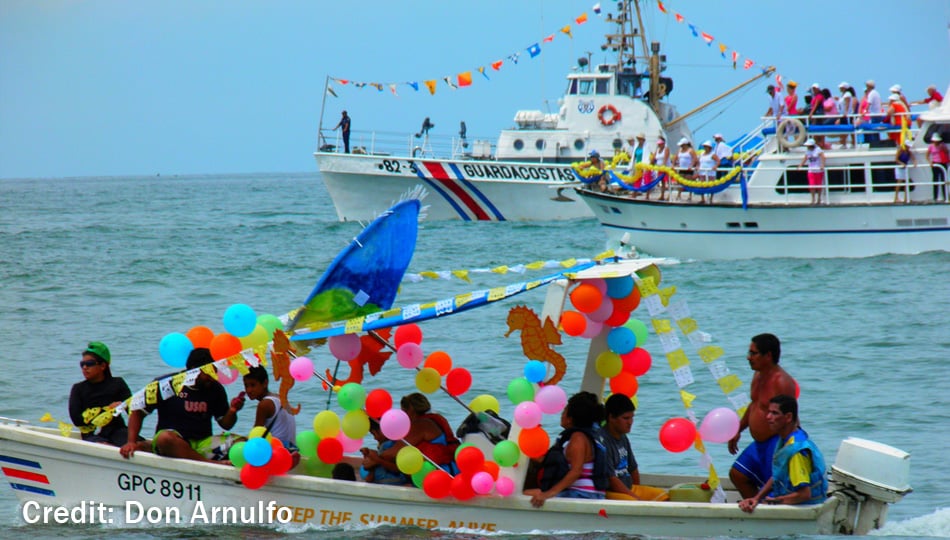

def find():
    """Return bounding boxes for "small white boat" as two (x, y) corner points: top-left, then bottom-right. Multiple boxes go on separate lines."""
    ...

(315, 1), (702, 222)
(576, 89), (950, 259)
(0, 258), (912, 536)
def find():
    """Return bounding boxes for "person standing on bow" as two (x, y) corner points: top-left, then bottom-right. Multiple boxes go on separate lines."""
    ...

(728, 333), (799, 500)
(738, 394), (827, 512)
(334, 110), (351, 153)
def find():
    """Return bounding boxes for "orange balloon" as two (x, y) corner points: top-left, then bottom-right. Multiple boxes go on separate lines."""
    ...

(613, 287), (641, 312)
(517, 426), (550, 458)
(209, 332), (242, 360)
(609, 372), (639, 397)
(560, 310), (587, 337)
(482, 460), (500, 480)
(186, 326), (215, 349)
(424, 351), (453, 376)
(570, 283), (603, 313)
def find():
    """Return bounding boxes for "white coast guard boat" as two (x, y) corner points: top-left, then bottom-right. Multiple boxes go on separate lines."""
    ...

(575, 87), (950, 260)
(315, 1), (706, 222)
(0, 258), (912, 536)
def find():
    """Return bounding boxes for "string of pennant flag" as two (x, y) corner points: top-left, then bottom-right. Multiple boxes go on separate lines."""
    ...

(401, 250), (617, 284)
(326, 5), (603, 98)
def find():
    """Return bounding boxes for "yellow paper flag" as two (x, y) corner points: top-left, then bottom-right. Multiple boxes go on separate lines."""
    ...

(679, 389), (697, 408)
(666, 349), (690, 370)
(419, 271), (440, 280)
(676, 318), (698, 335)
(40, 412), (54, 423)
(525, 260), (546, 270)
(658, 285), (677, 306)
(58, 422), (73, 438)
(717, 374), (743, 394)
(697, 345), (724, 363)
(491, 265), (509, 274)
(451, 269), (471, 282)
(652, 318), (672, 334)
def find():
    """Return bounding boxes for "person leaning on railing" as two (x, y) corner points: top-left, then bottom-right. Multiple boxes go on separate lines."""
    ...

(928, 134), (949, 202)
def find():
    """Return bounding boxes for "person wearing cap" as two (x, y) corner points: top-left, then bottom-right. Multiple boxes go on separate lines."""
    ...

(889, 85), (910, 109)
(927, 134), (949, 201)
(885, 94), (909, 144)
(893, 139), (917, 203)
(713, 133), (732, 170)
(865, 80), (883, 122)
(120, 348), (245, 462)
(798, 138), (825, 205)
(650, 136), (671, 200)
(623, 133), (650, 197)
(765, 84), (784, 126)
(674, 138), (698, 201)
(68, 342), (147, 448)
(836, 83), (858, 148)
(697, 141), (720, 204)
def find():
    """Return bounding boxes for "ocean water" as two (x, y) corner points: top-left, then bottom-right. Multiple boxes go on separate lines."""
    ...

(0, 172), (948, 539)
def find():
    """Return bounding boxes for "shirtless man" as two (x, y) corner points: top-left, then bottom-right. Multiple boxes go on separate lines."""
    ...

(728, 333), (798, 499)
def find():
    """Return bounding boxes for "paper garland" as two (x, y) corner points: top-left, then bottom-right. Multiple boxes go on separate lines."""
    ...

(402, 250), (617, 283)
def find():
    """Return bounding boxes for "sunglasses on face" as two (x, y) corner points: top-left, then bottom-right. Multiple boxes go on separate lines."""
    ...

(79, 360), (101, 368)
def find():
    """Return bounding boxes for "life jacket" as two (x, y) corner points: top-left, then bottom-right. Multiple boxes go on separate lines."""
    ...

(415, 413), (460, 466)
(538, 427), (609, 492)
(770, 429), (828, 504)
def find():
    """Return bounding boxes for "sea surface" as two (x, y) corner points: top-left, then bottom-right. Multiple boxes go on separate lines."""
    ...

(1, 172), (948, 540)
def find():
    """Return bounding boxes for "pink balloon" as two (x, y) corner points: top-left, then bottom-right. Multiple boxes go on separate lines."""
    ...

(514, 401), (543, 429)
(699, 407), (740, 443)
(587, 278), (607, 294)
(380, 409), (410, 441)
(396, 342), (424, 369)
(336, 432), (363, 453)
(471, 471), (494, 495)
(289, 356), (314, 381)
(495, 475), (515, 497)
(587, 296), (615, 323)
(535, 385), (567, 415)
(329, 333), (361, 361)
(580, 318), (604, 339)
(216, 365), (239, 385)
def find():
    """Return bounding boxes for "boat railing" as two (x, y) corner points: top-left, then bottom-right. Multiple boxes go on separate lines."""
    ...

(316, 128), (495, 160)
(760, 111), (919, 148)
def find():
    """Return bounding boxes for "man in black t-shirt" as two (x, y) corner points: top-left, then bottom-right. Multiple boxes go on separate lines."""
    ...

(120, 348), (244, 462)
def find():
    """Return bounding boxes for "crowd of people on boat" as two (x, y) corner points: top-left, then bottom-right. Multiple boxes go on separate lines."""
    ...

(70, 334), (826, 510)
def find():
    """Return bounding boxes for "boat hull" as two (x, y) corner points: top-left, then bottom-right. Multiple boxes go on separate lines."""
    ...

(316, 153), (592, 222)
(577, 190), (950, 259)
(1, 421), (841, 536)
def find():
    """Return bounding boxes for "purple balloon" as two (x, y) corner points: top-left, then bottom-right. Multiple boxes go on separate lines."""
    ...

(397, 342), (424, 368)
(514, 401), (543, 429)
(329, 333), (361, 361)
(380, 409), (411, 440)
(699, 407), (741, 443)
(535, 385), (567, 415)
(289, 356), (314, 381)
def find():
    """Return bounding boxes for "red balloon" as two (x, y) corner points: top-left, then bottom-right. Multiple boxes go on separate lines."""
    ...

(445, 367), (473, 397)
(268, 446), (294, 475)
(394, 324), (423, 348)
(481, 460), (500, 480)
(450, 472), (476, 501)
(186, 326), (214, 349)
(456, 446), (485, 475)
(621, 348), (652, 376)
(364, 388), (393, 419)
(609, 372), (639, 397)
(240, 463), (269, 489)
(317, 437), (344, 464)
(603, 304), (631, 327)
(659, 417), (697, 453)
(209, 332), (242, 360)
(570, 283), (603, 313)
(560, 310), (587, 337)
(795, 380), (801, 398)
(517, 426), (550, 458)
(613, 286), (642, 312)
(422, 470), (452, 499)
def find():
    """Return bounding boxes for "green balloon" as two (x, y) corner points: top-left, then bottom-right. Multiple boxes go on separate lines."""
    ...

(506, 377), (535, 405)
(624, 318), (650, 348)
(412, 462), (438, 488)
(256, 313), (284, 338)
(304, 457), (334, 478)
(338, 382), (367, 412)
(296, 430), (319, 459)
(228, 441), (247, 469)
(493, 440), (521, 467)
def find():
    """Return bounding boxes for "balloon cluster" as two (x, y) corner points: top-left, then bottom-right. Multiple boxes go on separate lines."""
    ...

(505, 368), (568, 461)
(414, 444), (516, 500)
(158, 304), (283, 370)
(229, 428), (295, 489)
(658, 407), (740, 453)
(561, 277), (652, 398)
(393, 324), (473, 396)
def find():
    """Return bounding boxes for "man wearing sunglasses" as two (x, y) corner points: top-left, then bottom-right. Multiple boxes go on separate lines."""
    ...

(68, 342), (144, 448)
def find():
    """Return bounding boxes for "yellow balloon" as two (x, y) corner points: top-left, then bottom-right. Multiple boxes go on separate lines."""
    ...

(396, 446), (424, 475)
(312, 410), (341, 439)
(341, 410), (370, 439)
(415, 367), (442, 394)
(239, 324), (270, 350)
(595, 350), (623, 378)
(469, 394), (501, 414)
(248, 426), (269, 439)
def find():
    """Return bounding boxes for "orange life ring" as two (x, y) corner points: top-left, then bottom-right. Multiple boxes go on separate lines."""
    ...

(598, 104), (622, 126)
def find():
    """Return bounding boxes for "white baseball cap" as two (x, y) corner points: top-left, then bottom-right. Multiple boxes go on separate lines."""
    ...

(678, 137), (690, 146)
(838, 81), (849, 89)
(890, 84), (902, 93)
(804, 138), (817, 146)
(714, 133), (724, 139)
(933, 134), (943, 142)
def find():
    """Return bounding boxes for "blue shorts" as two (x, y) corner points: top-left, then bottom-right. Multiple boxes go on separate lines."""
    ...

(559, 488), (605, 500)
(732, 436), (779, 489)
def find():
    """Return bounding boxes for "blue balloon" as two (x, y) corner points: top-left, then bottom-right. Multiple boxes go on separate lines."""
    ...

(605, 276), (634, 299)
(523, 360), (546, 383)
(243, 437), (273, 467)
(607, 327), (637, 355)
(159, 332), (193, 368)
(223, 303), (258, 338)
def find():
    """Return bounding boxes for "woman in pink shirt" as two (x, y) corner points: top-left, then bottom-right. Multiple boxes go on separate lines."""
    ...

(784, 81), (799, 116)
(928, 134), (949, 201)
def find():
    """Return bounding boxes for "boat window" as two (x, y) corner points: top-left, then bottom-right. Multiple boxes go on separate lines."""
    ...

(870, 166), (907, 193)
(612, 138), (623, 150)
(573, 139), (585, 151)
(578, 80), (594, 95)
(535, 139), (546, 150)
(596, 79), (609, 95)
(513, 139), (524, 151)
(567, 79), (578, 95)
(777, 165), (868, 195)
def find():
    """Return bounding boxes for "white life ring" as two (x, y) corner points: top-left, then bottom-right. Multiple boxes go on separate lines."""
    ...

(777, 118), (807, 149)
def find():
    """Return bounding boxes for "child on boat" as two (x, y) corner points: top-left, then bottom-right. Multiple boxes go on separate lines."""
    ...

(360, 418), (410, 485)
(242, 366), (298, 453)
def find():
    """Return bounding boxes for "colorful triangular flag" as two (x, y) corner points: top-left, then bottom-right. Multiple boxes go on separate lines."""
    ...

(326, 85), (338, 98)
(718, 43), (727, 58)
(657, 1), (667, 14)
(576, 12), (588, 24)
(527, 43), (541, 58)
(543, 34), (555, 43)
(443, 76), (458, 90)
(478, 66), (489, 80)
(407, 81), (419, 91)
(688, 24), (698, 37)
(674, 13), (684, 23)
(491, 60), (504, 70)
(424, 79), (437, 95)
(743, 59), (754, 70)
(593, 3), (602, 15)
(701, 32), (714, 45)
(561, 24), (572, 38)
(388, 83), (398, 96)
(457, 71), (473, 87)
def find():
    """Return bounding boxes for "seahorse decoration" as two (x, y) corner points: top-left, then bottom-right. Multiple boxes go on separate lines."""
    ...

(271, 330), (301, 415)
(324, 328), (393, 386)
(505, 305), (566, 385)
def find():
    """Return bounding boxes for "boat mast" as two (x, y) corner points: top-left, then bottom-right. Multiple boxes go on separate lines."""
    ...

(317, 75), (331, 149)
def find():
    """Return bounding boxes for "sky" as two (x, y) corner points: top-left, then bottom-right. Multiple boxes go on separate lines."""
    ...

(1, 0), (948, 179)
